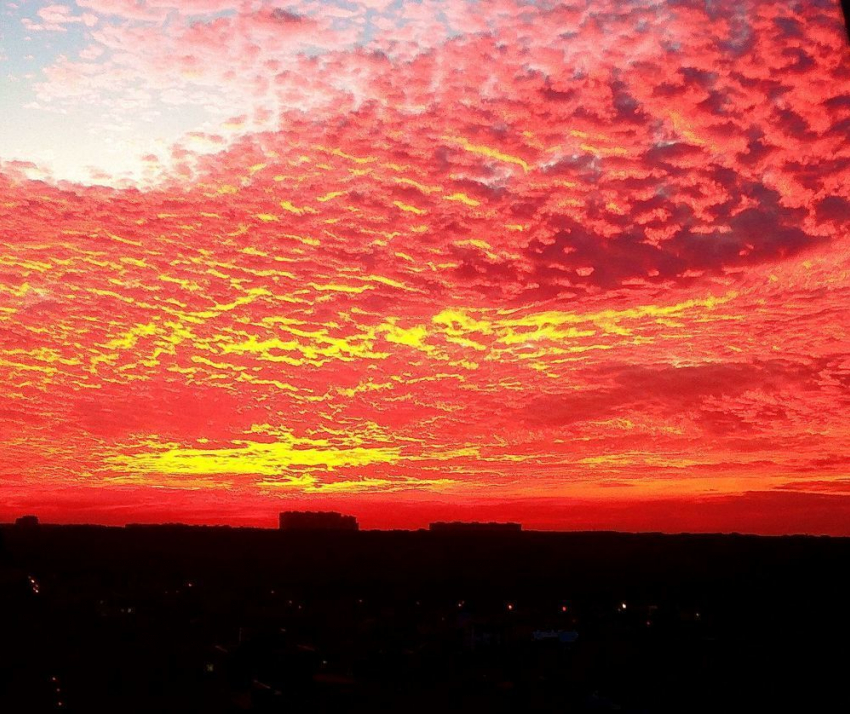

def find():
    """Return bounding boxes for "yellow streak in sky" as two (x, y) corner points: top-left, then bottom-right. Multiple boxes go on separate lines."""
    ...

(102, 322), (158, 350)
(444, 136), (531, 172)
(316, 191), (346, 202)
(109, 434), (401, 475)
(393, 200), (427, 215)
(443, 192), (481, 207)
(280, 200), (317, 215)
(316, 146), (377, 164)
(379, 322), (430, 350)
(393, 177), (443, 194)
(257, 475), (455, 493)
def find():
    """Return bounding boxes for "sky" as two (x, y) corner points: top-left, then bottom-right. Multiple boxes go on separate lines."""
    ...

(0, 0), (849, 533)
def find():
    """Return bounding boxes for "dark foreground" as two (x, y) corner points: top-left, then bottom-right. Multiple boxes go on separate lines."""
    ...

(1, 525), (849, 713)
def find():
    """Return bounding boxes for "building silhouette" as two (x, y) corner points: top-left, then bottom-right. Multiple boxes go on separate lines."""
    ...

(279, 511), (359, 531)
(14, 515), (39, 528)
(429, 521), (522, 532)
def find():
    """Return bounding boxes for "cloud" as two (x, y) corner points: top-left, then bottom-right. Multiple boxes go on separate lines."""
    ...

(0, 0), (848, 530)
(21, 4), (98, 32)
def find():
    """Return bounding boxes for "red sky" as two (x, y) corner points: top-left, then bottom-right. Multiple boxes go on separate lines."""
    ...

(1, 0), (849, 533)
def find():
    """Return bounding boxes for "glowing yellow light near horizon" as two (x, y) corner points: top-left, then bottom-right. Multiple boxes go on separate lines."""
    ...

(108, 436), (402, 475)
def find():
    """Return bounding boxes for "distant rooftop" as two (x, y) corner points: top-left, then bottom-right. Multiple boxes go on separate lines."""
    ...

(429, 521), (522, 532)
(279, 511), (359, 531)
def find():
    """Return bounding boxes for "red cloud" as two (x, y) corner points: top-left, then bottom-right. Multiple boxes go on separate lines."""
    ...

(1, 1), (849, 532)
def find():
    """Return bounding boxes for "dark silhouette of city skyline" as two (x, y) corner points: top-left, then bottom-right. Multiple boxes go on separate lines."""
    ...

(2, 517), (849, 712)
(279, 511), (360, 532)
(430, 521), (522, 532)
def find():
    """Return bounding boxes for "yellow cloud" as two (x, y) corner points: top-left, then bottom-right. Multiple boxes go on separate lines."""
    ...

(379, 321), (430, 350)
(393, 200), (428, 215)
(444, 192), (480, 207)
(109, 433), (401, 476)
(444, 136), (531, 172)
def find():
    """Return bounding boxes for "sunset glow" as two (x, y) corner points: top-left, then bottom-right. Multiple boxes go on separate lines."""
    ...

(1, 0), (849, 532)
